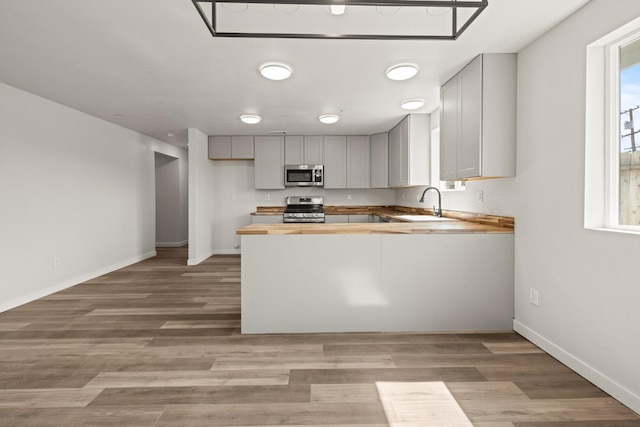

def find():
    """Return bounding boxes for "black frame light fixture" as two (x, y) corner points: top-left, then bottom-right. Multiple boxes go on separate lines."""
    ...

(191, 0), (488, 41)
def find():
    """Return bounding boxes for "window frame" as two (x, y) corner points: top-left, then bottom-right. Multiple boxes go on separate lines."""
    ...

(585, 16), (640, 235)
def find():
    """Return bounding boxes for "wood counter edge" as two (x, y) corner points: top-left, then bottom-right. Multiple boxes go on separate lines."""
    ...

(252, 205), (515, 229)
(237, 222), (513, 235)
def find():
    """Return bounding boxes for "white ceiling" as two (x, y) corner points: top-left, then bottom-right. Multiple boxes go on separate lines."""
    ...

(0, 0), (590, 149)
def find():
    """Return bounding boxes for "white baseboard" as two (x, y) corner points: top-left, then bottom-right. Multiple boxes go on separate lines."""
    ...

(0, 251), (157, 314)
(214, 249), (241, 255)
(187, 249), (216, 266)
(513, 320), (640, 415)
(156, 240), (188, 248)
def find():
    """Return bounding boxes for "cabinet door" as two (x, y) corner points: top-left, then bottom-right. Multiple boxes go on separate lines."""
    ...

(370, 132), (389, 188)
(325, 215), (349, 223)
(347, 136), (370, 189)
(323, 136), (347, 189)
(251, 215), (283, 224)
(399, 117), (410, 187)
(285, 136), (304, 165)
(458, 55), (483, 179)
(208, 136), (232, 159)
(231, 136), (254, 159)
(440, 76), (459, 181)
(388, 123), (402, 187)
(348, 215), (370, 223)
(254, 136), (285, 189)
(407, 114), (430, 186)
(303, 136), (324, 164)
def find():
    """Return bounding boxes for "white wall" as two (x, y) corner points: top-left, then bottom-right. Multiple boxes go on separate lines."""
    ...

(212, 161), (396, 253)
(0, 82), (188, 312)
(188, 128), (216, 264)
(512, 0), (640, 413)
(155, 152), (188, 247)
(395, 178), (517, 216)
(394, 1), (640, 413)
(396, 109), (517, 216)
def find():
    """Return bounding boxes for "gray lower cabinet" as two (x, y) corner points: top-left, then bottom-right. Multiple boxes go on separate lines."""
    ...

(325, 215), (349, 223)
(326, 214), (371, 223)
(254, 136), (285, 189)
(251, 215), (283, 224)
(348, 215), (371, 223)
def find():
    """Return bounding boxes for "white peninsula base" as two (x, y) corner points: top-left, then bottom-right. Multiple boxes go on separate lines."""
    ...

(240, 233), (514, 334)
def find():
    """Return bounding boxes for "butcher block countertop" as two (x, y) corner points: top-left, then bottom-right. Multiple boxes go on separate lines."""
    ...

(237, 221), (513, 235)
(248, 205), (514, 233)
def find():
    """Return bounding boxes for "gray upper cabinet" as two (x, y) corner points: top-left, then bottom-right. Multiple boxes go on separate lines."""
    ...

(347, 136), (370, 189)
(370, 132), (389, 189)
(208, 136), (254, 160)
(440, 77), (459, 181)
(284, 136), (304, 164)
(388, 114), (430, 188)
(303, 136), (324, 165)
(285, 135), (324, 165)
(388, 124), (402, 188)
(254, 136), (285, 189)
(440, 53), (516, 180)
(323, 136), (348, 189)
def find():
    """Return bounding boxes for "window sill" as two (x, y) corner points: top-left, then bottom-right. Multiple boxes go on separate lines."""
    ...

(585, 226), (640, 236)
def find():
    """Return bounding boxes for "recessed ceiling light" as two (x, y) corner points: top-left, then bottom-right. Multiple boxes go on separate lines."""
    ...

(386, 64), (419, 81)
(319, 114), (340, 124)
(329, 4), (346, 15)
(259, 63), (292, 81)
(427, 7), (451, 16)
(240, 115), (261, 124)
(401, 99), (425, 110)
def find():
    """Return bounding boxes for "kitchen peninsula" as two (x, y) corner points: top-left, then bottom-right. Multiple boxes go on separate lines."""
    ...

(237, 211), (514, 334)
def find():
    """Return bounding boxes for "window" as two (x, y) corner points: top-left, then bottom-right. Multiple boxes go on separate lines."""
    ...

(441, 180), (466, 191)
(585, 17), (640, 233)
(619, 40), (640, 226)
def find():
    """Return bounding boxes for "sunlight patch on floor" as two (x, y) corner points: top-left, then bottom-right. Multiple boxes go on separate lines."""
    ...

(376, 381), (473, 427)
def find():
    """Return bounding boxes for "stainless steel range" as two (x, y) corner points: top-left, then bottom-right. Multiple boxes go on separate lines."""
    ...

(283, 196), (325, 223)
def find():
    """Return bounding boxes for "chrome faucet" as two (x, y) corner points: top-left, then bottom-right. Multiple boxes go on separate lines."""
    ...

(419, 186), (442, 217)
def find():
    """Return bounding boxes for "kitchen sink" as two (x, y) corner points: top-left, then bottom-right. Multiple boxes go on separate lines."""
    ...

(396, 215), (459, 222)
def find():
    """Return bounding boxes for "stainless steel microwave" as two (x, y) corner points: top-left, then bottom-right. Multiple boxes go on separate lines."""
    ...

(284, 165), (324, 187)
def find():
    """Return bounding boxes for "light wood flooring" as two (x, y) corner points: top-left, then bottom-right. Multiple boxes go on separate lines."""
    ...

(0, 247), (638, 426)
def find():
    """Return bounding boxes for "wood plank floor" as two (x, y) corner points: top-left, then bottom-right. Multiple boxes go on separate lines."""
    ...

(0, 246), (638, 426)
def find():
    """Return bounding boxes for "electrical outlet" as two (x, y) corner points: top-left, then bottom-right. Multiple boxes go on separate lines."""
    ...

(529, 288), (539, 306)
(347, 194), (352, 200)
(265, 194), (270, 201)
(53, 257), (61, 268)
(477, 190), (484, 203)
